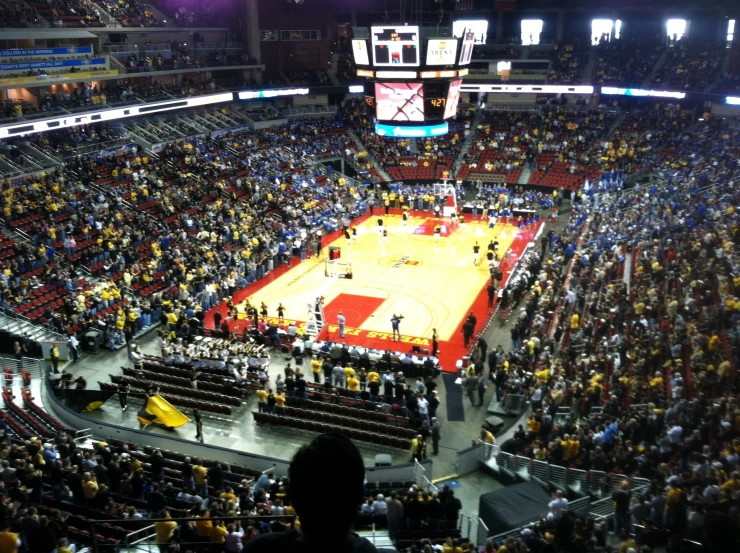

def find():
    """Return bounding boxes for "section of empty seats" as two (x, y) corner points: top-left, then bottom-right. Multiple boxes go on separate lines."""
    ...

(1, 387), (59, 439)
(21, 387), (68, 433)
(307, 388), (401, 413)
(292, 397), (408, 426)
(281, 406), (416, 439)
(140, 359), (261, 390)
(111, 374), (241, 407)
(121, 367), (246, 397)
(102, 379), (233, 416)
(253, 411), (412, 449)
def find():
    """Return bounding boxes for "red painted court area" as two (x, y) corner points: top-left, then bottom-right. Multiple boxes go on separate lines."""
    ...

(412, 218), (458, 236)
(321, 293), (386, 329)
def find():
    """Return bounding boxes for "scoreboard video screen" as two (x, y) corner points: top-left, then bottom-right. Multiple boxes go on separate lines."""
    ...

(371, 26), (420, 67)
(375, 82), (425, 121)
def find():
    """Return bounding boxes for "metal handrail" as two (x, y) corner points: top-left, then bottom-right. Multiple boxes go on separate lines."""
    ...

(60, 139), (132, 159)
(104, 43), (172, 53)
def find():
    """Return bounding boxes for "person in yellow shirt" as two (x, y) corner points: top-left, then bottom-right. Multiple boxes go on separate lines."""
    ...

(571, 312), (580, 329)
(481, 428), (496, 444)
(367, 370), (379, 383)
(274, 391), (286, 415)
(311, 356), (322, 383)
(56, 538), (74, 553)
(410, 434), (423, 462)
(154, 511), (177, 552)
(192, 460), (208, 496)
(442, 537), (464, 553)
(528, 415), (541, 435)
(209, 519), (227, 543)
(343, 364), (355, 382)
(536, 367), (550, 386)
(347, 375), (360, 398)
(256, 387), (268, 413)
(220, 487), (237, 502)
(721, 471), (740, 492)
(82, 472), (98, 500)
(0, 524), (19, 553)
(195, 512), (213, 538)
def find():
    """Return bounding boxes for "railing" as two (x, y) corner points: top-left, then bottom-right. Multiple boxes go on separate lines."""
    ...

(458, 512), (474, 541)
(0, 355), (49, 378)
(73, 427), (92, 441)
(193, 41), (244, 50)
(99, 515), (297, 553)
(412, 459), (438, 494)
(461, 441), (652, 544)
(284, 105), (338, 118)
(60, 139), (133, 159)
(480, 104), (541, 113)
(104, 43), (172, 53)
(0, 305), (67, 341)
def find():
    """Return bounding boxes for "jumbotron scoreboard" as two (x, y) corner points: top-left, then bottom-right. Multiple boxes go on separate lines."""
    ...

(351, 25), (473, 138)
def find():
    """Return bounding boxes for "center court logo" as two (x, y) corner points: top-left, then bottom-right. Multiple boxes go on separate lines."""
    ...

(391, 255), (421, 268)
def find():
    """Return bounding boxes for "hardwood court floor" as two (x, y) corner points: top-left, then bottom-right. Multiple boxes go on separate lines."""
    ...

(235, 214), (518, 342)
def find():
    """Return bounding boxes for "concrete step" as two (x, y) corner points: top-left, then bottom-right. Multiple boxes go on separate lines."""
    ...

(356, 530), (396, 550)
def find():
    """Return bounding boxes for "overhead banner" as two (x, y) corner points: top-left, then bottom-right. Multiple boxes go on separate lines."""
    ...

(0, 69), (119, 86)
(601, 87), (686, 99)
(0, 58), (107, 71)
(0, 46), (93, 57)
(238, 88), (309, 99)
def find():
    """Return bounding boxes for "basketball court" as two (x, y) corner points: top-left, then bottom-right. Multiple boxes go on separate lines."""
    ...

(205, 209), (542, 372)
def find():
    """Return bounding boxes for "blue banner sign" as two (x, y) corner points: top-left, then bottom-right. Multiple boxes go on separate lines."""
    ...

(0, 58), (106, 72)
(0, 46), (94, 58)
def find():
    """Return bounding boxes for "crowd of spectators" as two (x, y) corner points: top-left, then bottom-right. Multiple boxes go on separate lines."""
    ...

(593, 38), (664, 87)
(152, 0), (222, 27)
(0, 114), (367, 337)
(712, 72), (740, 95)
(477, 113), (740, 552)
(284, 70), (330, 86)
(547, 41), (589, 84)
(334, 37), (357, 84)
(34, 0), (104, 27)
(651, 38), (725, 90)
(0, 2), (41, 27)
(123, 45), (251, 73)
(97, 0), (162, 27)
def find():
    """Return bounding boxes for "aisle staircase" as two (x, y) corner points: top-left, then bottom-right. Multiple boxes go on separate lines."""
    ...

(327, 52), (342, 86)
(348, 130), (392, 182)
(451, 110), (482, 176)
(356, 529), (395, 551)
(581, 47), (597, 83)
(646, 47), (671, 86)
(517, 163), (532, 185)
(89, 1), (118, 26)
(604, 112), (627, 138)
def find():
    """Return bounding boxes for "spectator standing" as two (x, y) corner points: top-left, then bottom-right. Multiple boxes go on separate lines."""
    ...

(386, 491), (405, 543)
(431, 417), (441, 456)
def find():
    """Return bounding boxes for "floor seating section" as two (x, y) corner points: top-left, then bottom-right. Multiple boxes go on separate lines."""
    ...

(121, 366), (246, 397)
(102, 379), (234, 416)
(253, 410), (412, 449)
